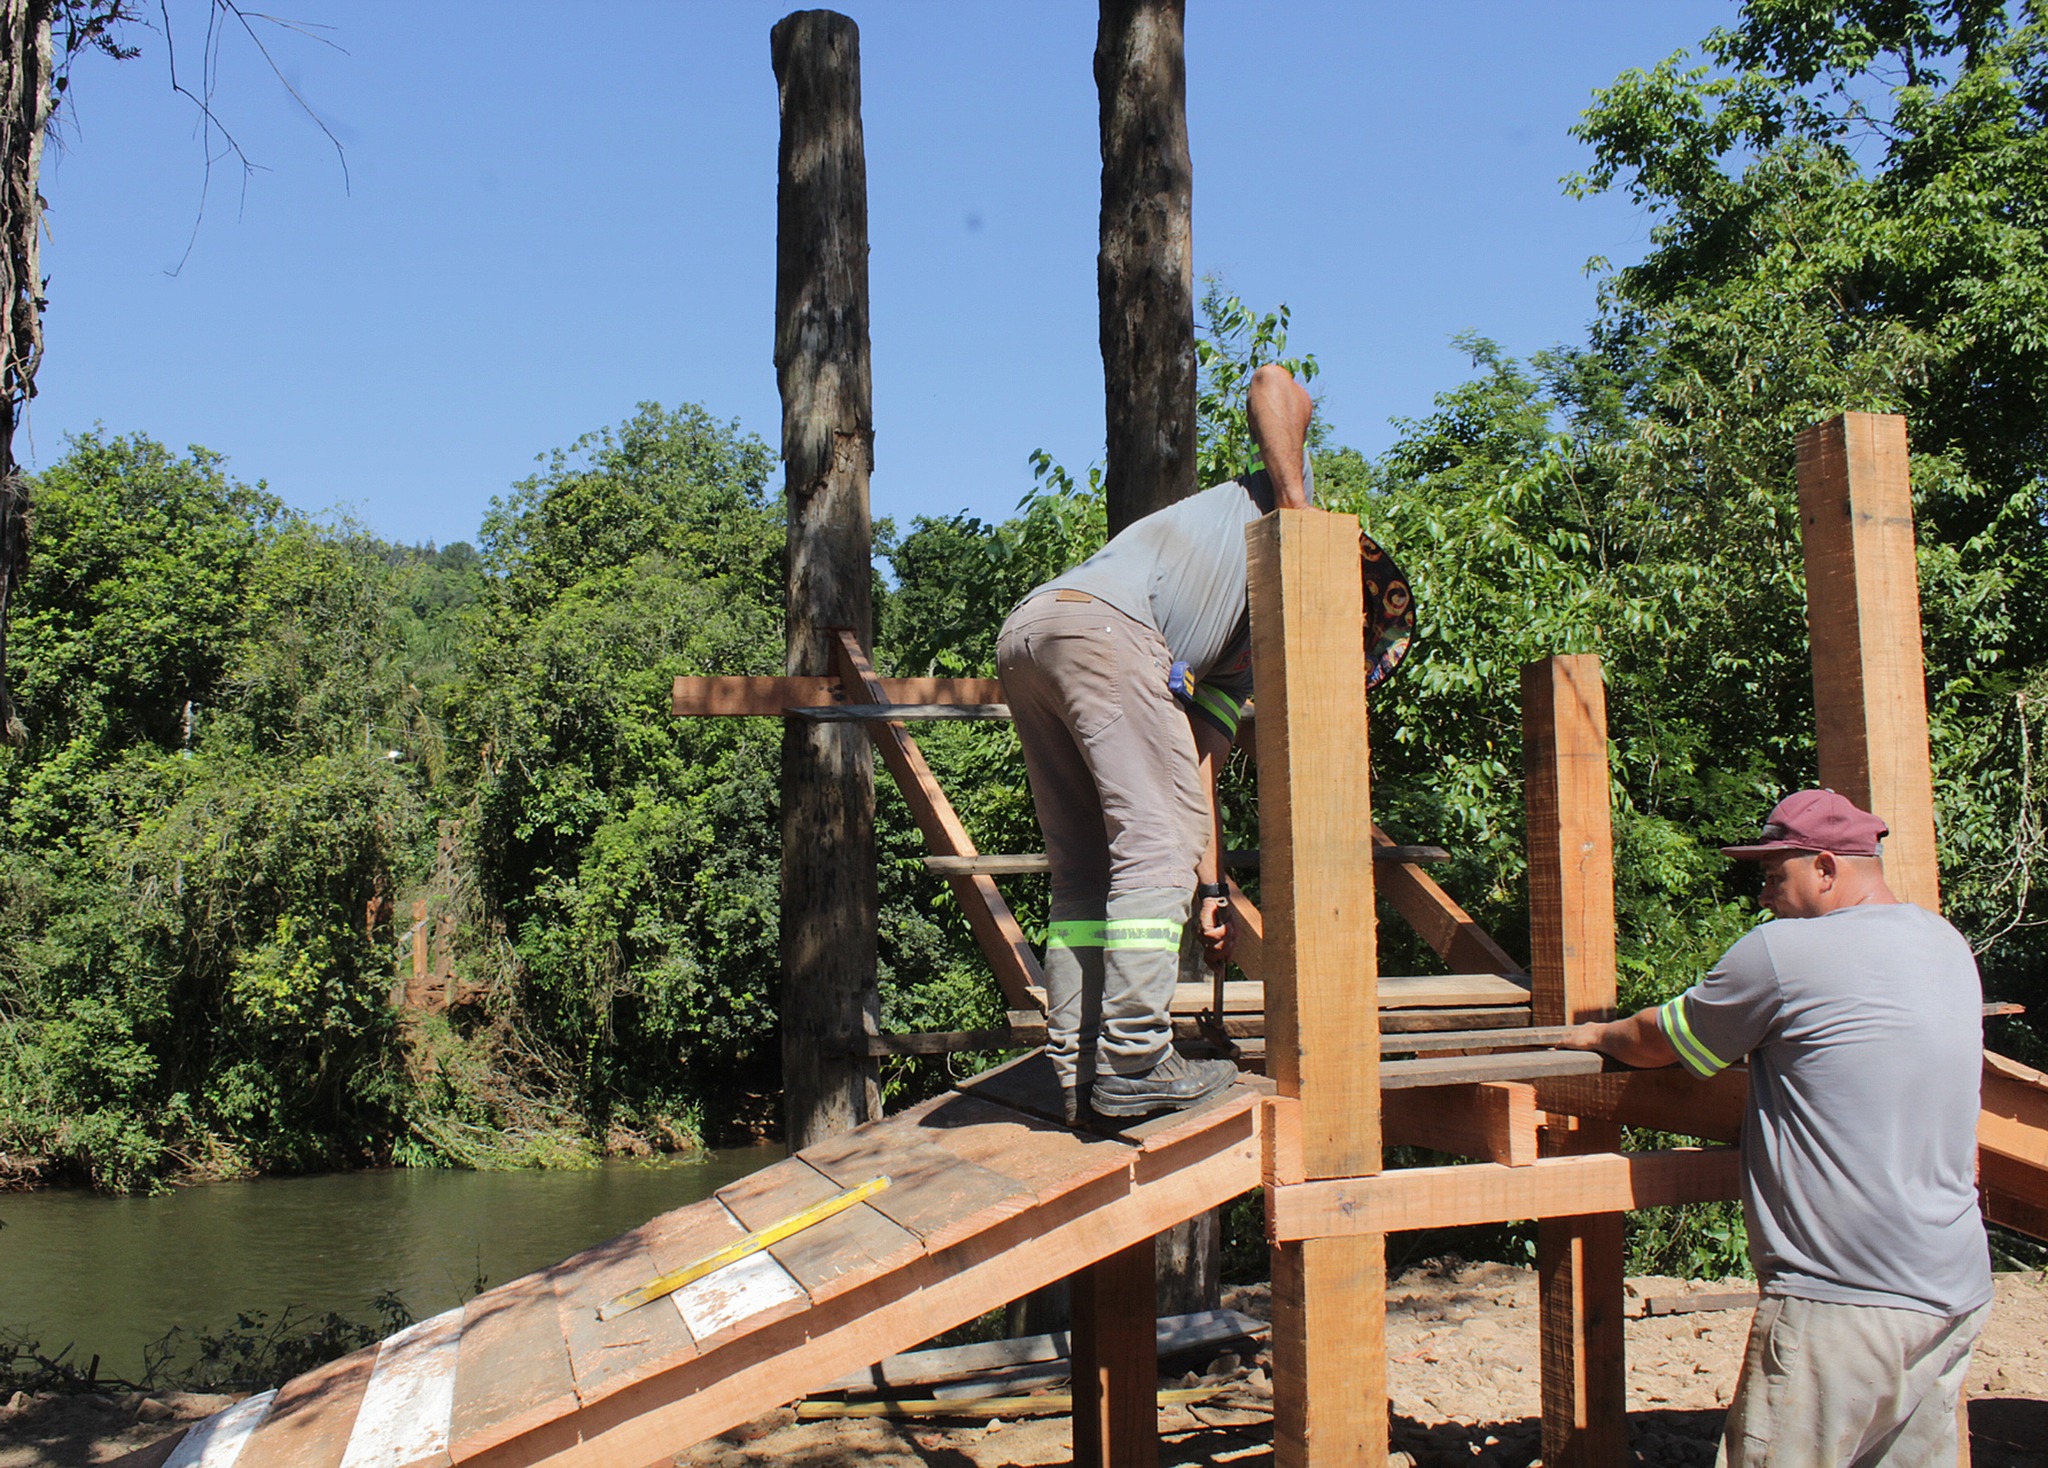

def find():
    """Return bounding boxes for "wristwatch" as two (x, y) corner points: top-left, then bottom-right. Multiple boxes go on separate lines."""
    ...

(1196, 881), (1230, 901)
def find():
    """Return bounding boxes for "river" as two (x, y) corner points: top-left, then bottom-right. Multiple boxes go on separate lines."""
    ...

(0, 1148), (781, 1384)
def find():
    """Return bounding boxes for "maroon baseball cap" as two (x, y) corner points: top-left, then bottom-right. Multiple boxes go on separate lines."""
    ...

(1720, 789), (1888, 860)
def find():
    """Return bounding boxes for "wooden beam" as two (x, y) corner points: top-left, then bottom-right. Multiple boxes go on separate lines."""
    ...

(1385, 1082), (1540, 1167)
(1381, 1050), (1604, 1090)
(831, 631), (1044, 1009)
(1523, 654), (1625, 1468)
(1796, 412), (1941, 910)
(792, 702), (1010, 722)
(1070, 1238), (1159, 1468)
(1268, 1148), (1742, 1241)
(1372, 826), (1528, 977)
(773, 10), (881, 1153)
(672, 674), (1004, 717)
(1530, 1066), (1749, 1145)
(921, 845), (1446, 876)
(1981, 1053), (2048, 1172)
(1248, 507), (1385, 1468)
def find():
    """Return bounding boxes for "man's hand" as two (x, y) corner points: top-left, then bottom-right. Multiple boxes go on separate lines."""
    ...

(1555, 1009), (1681, 1070)
(1199, 894), (1235, 968)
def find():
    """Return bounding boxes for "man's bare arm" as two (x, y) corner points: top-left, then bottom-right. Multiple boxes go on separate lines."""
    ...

(1557, 1007), (1680, 1069)
(1247, 363), (1313, 510)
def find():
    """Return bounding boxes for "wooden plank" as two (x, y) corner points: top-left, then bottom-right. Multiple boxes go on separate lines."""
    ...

(1372, 825), (1528, 978)
(1638, 1290), (1760, 1317)
(232, 1345), (377, 1468)
(1981, 1053), (2048, 1171)
(1268, 1148), (1742, 1240)
(1531, 1066), (1750, 1144)
(1539, 1115), (1626, 1468)
(908, 1091), (1136, 1199)
(463, 1094), (1261, 1468)
(552, 1226), (700, 1408)
(672, 674), (1004, 716)
(1380, 1050), (1604, 1090)
(337, 1306), (461, 1468)
(1168, 973), (1530, 1016)
(1381, 1006), (1532, 1033)
(1796, 412), (1941, 911)
(1248, 506), (1385, 1468)
(954, 1048), (1073, 1128)
(921, 845), (1445, 876)
(670, 1244), (809, 1346)
(832, 630), (1043, 1009)
(449, 1271), (580, 1460)
(1383, 1025), (1569, 1055)
(1069, 1237), (1157, 1468)
(161, 1390), (275, 1468)
(715, 1157), (922, 1301)
(797, 1126), (1032, 1247)
(792, 702), (1010, 721)
(1384, 1082), (1539, 1166)
(868, 1012), (1556, 1056)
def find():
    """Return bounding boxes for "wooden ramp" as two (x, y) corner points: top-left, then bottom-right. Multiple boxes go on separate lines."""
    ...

(133, 1056), (1269, 1468)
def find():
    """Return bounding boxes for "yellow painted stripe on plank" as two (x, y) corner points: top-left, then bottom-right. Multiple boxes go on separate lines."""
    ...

(599, 1174), (890, 1320)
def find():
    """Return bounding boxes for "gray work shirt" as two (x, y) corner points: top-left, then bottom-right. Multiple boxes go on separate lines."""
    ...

(1658, 903), (1991, 1317)
(1031, 459), (1309, 740)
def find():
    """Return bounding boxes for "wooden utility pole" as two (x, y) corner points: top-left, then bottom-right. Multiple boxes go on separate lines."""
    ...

(772, 8), (879, 1151)
(1524, 655), (1626, 1468)
(1796, 412), (1941, 911)
(1096, 0), (1196, 535)
(1251, 507), (1385, 1467)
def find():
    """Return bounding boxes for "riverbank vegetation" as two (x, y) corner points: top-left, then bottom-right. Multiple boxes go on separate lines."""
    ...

(1, 1), (2043, 1262)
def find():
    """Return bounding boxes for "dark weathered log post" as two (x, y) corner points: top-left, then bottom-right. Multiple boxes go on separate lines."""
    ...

(772, 8), (879, 1151)
(1097, 0), (1196, 536)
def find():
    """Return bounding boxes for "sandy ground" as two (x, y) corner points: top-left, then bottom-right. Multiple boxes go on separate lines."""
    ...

(8, 1264), (2045, 1467)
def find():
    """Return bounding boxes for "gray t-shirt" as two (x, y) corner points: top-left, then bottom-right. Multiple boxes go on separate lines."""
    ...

(1033, 460), (1310, 740)
(1658, 903), (1990, 1316)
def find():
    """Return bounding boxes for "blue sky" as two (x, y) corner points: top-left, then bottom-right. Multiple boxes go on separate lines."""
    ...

(30, 1), (1731, 549)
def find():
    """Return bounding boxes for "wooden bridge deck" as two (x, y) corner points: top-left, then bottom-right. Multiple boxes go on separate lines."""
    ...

(136, 1055), (1270, 1468)
(135, 1047), (2048, 1468)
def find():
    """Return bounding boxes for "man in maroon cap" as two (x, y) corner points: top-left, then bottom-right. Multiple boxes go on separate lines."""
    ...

(1561, 789), (1990, 1468)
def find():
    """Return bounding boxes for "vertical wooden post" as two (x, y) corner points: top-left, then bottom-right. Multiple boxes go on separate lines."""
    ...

(1796, 412), (1940, 911)
(1096, 0), (1196, 536)
(1251, 508), (1384, 1467)
(1071, 1238), (1158, 1468)
(772, 9), (879, 1151)
(1524, 655), (1627, 1468)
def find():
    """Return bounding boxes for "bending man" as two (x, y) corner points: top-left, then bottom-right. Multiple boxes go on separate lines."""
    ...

(997, 365), (1312, 1124)
(1560, 789), (1990, 1468)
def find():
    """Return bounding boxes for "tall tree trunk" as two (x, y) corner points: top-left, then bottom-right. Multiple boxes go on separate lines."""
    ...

(0, 0), (50, 745)
(1096, 0), (1195, 536)
(772, 8), (880, 1153)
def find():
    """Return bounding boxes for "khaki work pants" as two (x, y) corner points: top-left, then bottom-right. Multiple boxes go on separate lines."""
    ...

(997, 593), (1208, 1093)
(1718, 1293), (1990, 1468)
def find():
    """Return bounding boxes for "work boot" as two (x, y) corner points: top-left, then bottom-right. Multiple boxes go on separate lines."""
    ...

(1090, 1048), (1238, 1119)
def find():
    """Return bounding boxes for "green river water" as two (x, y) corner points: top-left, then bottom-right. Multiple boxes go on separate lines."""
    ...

(0, 1149), (781, 1383)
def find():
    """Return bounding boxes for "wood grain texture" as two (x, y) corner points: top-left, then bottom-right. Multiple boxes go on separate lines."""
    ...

(832, 631), (1043, 1008)
(449, 1271), (580, 1459)
(671, 675), (1002, 716)
(1070, 1238), (1159, 1468)
(1523, 654), (1626, 1468)
(1271, 1234), (1386, 1468)
(1372, 827), (1528, 978)
(1522, 657), (1617, 1028)
(1530, 1067), (1749, 1144)
(1384, 1082), (1539, 1167)
(714, 1157), (922, 1302)
(1268, 1148), (1741, 1240)
(1796, 413), (1941, 911)
(338, 1306), (461, 1468)
(1379, 1050), (1604, 1089)
(233, 1344), (378, 1468)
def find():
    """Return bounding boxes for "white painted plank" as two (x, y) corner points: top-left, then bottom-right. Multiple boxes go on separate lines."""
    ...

(162, 1389), (276, 1468)
(671, 1249), (806, 1342)
(338, 1306), (462, 1468)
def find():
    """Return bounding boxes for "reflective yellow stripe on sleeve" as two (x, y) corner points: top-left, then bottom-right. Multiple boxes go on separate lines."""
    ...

(1657, 996), (1730, 1078)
